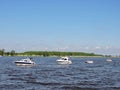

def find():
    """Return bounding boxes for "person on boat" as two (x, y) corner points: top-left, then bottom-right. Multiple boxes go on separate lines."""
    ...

(29, 57), (33, 59)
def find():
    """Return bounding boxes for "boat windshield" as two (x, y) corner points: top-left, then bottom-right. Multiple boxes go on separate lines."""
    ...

(61, 57), (68, 60)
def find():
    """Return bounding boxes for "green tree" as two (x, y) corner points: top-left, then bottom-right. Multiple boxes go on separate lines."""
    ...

(5, 52), (10, 56)
(10, 50), (16, 56)
(0, 49), (5, 56)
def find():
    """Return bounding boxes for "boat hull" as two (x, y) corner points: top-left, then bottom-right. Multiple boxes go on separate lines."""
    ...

(14, 62), (35, 65)
(85, 60), (93, 64)
(57, 60), (72, 64)
(14, 58), (35, 66)
(106, 59), (112, 62)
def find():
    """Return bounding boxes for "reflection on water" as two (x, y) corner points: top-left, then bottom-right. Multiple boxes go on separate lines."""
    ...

(15, 64), (36, 68)
(0, 56), (120, 90)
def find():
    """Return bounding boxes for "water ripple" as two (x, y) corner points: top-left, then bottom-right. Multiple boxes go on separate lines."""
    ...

(0, 57), (120, 90)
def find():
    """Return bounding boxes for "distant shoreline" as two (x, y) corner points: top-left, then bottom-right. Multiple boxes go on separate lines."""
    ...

(1, 55), (116, 58)
(0, 50), (115, 58)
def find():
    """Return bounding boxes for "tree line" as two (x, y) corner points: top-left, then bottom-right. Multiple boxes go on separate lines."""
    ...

(0, 49), (103, 57)
(23, 51), (102, 57)
(0, 49), (16, 56)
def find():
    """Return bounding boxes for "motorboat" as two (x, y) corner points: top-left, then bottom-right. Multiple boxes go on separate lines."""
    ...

(14, 57), (35, 65)
(85, 60), (93, 64)
(56, 57), (72, 64)
(106, 59), (112, 62)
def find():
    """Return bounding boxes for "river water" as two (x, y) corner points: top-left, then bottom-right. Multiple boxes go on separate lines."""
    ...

(0, 56), (120, 90)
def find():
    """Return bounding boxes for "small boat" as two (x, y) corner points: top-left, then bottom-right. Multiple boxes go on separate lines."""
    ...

(106, 59), (112, 62)
(14, 57), (35, 65)
(56, 57), (72, 64)
(85, 60), (93, 64)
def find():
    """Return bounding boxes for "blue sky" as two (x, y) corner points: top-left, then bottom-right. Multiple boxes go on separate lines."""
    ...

(0, 0), (120, 55)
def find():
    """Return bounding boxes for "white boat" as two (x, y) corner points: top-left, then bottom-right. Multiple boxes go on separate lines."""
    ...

(14, 57), (35, 65)
(85, 60), (93, 64)
(56, 57), (72, 64)
(106, 59), (112, 62)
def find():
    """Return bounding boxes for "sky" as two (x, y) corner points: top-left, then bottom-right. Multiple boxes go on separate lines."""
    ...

(0, 0), (120, 55)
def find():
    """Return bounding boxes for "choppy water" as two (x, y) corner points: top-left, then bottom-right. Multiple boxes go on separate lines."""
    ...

(0, 56), (120, 90)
